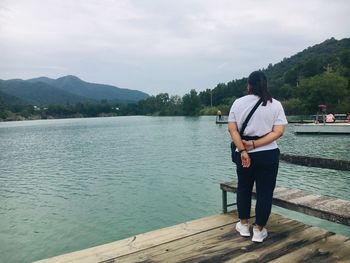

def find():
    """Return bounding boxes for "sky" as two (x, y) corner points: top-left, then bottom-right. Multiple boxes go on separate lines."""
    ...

(0, 0), (349, 96)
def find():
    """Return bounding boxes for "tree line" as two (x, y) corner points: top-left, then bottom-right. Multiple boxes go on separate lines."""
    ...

(1, 38), (349, 121)
(1, 71), (349, 121)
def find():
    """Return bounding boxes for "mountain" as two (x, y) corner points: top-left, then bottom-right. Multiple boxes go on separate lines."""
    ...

(0, 75), (149, 105)
(27, 75), (149, 103)
(0, 88), (25, 105)
(263, 37), (350, 90)
(0, 79), (90, 105)
(197, 37), (350, 115)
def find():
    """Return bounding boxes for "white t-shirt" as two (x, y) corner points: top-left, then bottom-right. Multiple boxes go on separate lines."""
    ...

(228, 95), (288, 153)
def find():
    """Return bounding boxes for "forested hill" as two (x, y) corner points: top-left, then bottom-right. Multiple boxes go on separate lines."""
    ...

(213, 37), (350, 115)
(0, 75), (149, 105)
(0, 89), (24, 105)
(264, 37), (350, 81)
(264, 37), (350, 112)
(133, 37), (350, 116)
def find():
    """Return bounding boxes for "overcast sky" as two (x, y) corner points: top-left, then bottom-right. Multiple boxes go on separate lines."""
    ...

(0, 0), (349, 95)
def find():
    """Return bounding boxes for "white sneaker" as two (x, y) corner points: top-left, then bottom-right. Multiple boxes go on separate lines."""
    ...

(252, 226), (268, 242)
(235, 222), (250, 237)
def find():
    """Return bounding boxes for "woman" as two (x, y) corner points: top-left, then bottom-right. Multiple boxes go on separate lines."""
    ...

(228, 71), (287, 242)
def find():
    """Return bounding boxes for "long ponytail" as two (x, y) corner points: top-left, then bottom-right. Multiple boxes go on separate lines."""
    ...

(248, 71), (272, 106)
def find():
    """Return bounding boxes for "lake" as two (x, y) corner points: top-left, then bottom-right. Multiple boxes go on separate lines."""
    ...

(0, 116), (349, 263)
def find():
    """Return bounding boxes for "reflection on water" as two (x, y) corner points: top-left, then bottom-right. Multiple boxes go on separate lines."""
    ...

(0, 117), (349, 263)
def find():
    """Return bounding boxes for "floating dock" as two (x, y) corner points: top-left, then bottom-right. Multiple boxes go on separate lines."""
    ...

(294, 123), (350, 134)
(215, 116), (228, 124)
(34, 211), (350, 263)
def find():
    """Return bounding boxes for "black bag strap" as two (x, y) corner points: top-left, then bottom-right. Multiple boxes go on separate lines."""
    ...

(239, 98), (262, 136)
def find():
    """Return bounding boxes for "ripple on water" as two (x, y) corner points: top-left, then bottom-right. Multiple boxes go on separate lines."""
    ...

(0, 117), (349, 263)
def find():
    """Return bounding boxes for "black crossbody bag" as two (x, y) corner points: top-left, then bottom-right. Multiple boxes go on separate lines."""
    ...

(230, 98), (262, 163)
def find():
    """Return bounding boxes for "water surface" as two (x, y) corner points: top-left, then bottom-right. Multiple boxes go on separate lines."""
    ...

(0, 116), (349, 263)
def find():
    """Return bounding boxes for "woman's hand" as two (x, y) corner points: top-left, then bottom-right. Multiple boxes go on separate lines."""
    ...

(241, 151), (251, 168)
(242, 140), (254, 151)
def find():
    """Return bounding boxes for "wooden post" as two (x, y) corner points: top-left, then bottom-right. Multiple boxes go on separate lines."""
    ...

(222, 189), (227, 213)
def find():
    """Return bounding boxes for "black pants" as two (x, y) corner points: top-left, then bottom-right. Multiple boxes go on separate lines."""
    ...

(234, 148), (280, 227)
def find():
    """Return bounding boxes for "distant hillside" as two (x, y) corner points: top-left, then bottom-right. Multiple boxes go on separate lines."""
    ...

(0, 76), (149, 105)
(0, 79), (89, 105)
(197, 37), (350, 115)
(264, 37), (350, 81)
(263, 37), (350, 97)
(0, 88), (25, 105)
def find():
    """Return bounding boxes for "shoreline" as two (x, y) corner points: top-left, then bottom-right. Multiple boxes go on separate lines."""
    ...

(0, 112), (120, 122)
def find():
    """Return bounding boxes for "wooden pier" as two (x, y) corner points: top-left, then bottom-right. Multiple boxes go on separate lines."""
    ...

(221, 182), (350, 226)
(34, 179), (350, 263)
(34, 211), (350, 263)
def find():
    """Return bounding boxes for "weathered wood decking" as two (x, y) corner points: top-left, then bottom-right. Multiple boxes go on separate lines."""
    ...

(34, 211), (350, 263)
(221, 181), (350, 226)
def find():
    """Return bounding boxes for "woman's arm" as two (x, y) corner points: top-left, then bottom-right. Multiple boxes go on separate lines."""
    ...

(228, 122), (251, 168)
(228, 122), (245, 151)
(243, 124), (285, 150)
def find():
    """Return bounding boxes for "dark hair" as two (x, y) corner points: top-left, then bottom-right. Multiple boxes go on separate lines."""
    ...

(248, 71), (272, 106)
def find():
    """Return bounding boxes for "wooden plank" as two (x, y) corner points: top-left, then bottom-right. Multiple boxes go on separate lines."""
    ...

(34, 211), (239, 263)
(165, 214), (308, 263)
(273, 187), (310, 200)
(34, 212), (350, 263)
(112, 211), (261, 263)
(111, 213), (308, 263)
(221, 181), (350, 226)
(270, 235), (350, 263)
(176, 214), (314, 263)
(224, 226), (334, 263)
(114, 223), (245, 263)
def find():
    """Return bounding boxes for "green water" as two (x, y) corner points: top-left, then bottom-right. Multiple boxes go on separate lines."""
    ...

(0, 116), (349, 263)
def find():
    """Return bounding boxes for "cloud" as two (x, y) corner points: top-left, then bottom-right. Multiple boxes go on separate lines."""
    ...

(0, 0), (349, 95)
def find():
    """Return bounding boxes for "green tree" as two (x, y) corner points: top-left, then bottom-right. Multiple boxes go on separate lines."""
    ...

(155, 93), (170, 115)
(138, 96), (157, 114)
(284, 68), (298, 86)
(296, 73), (348, 112)
(278, 84), (294, 100)
(340, 50), (350, 68)
(199, 89), (212, 106)
(281, 98), (307, 115)
(182, 89), (200, 116)
(0, 102), (9, 119)
(301, 58), (324, 78)
(166, 95), (182, 115)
